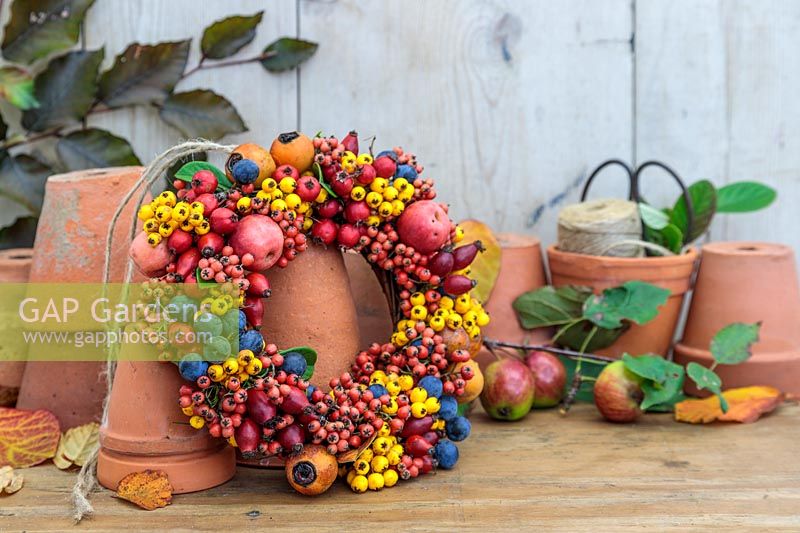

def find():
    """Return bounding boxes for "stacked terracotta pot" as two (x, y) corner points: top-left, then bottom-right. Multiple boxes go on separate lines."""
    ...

(0, 248), (34, 406)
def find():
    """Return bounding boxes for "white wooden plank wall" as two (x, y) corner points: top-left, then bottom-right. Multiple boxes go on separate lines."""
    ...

(70, 0), (799, 257)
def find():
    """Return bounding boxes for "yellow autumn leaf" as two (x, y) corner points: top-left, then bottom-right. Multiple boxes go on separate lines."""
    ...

(53, 422), (99, 470)
(117, 470), (173, 511)
(675, 386), (783, 424)
(456, 219), (501, 303)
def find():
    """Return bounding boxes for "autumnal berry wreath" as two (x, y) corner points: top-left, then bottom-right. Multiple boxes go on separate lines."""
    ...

(128, 131), (489, 496)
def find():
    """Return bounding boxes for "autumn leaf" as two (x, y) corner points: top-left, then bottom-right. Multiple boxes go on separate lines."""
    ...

(0, 407), (60, 468)
(116, 470), (173, 511)
(675, 386), (784, 424)
(456, 219), (501, 303)
(53, 422), (99, 470)
(0, 465), (23, 494)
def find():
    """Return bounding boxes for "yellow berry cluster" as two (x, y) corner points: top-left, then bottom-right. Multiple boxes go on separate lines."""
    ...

(392, 293), (490, 348)
(357, 175), (414, 224)
(346, 432), (402, 492)
(137, 191), (210, 247)
(196, 289), (241, 315)
(206, 349), (262, 387)
(255, 175), (314, 230)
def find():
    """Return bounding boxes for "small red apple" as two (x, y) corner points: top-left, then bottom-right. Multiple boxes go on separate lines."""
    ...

(396, 200), (451, 254)
(593, 361), (644, 423)
(479, 358), (535, 421)
(525, 350), (567, 408)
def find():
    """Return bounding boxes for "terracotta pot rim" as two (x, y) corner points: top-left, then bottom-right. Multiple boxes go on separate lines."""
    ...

(48, 166), (145, 183)
(0, 248), (34, 262)
(701, 241), (793, 258)
(496, 233), (541, 249)
(547, 244), (698, 267)
(675, 342), (800, 363)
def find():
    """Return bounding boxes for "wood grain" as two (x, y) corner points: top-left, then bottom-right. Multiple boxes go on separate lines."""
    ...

(3, 403), (799, 532)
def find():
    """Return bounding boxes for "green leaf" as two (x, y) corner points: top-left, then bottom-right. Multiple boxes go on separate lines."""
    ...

(513, 285), (593, 329)
(0, 153), (52, 217)
(159, 89), (247, 140)
(174, 161), (232, 190)
(98, 40), (190, 108)
(0, 194), (32, 230)
(583, 280), (670, 329)
(716, 181), (776, 213)
(621, 354), (685, 410)
(1, 0), (96, 64)
(670, 179), (717, 243)
(56, 128), (141, 171)
(0, 66), (38, 109)
(639, 203), (669, 230)
(201, 11), (263, 59)
(710, 322), (761, 365)
(556, 320), (627, 352)
(686, 362), (728, 412)
(22, 48), (104, 132)
(0, 215), (38, 247)
(312, 162), (338, 198)
(279, 346), (317, 380)
(643, 222), (683, 255)
(260, 37), (318, 72)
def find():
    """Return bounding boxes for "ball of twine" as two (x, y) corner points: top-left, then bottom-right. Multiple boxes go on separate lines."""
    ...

(557, 198), (644, 257)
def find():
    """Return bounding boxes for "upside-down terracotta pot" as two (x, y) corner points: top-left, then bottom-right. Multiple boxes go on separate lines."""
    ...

(16, 167), (145, 428)
(261, 243), (361, 387)
(475, 234), (551, 370)
(674, 242), (800, 395)
(547, 245), (698, 358)
(98, 333), (236, 493)
(0, 248), (33, 406)
(344, 253), (393, 348)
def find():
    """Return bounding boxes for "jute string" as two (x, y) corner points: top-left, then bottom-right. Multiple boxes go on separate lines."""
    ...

(72, 140), (235, 522)
(558, 198), (647, 257)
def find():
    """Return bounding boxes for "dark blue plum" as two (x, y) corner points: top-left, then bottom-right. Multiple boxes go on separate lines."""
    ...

(438, 395), (458, 421)
(179, 353), (208, 382)
(418, 376), (443, 399)
(232, 159), (259, 184)
(434, 441), (459, 469)
(368, 384), (389, 398)
(280, 352), (307, 376)
(395, 164), (418, 180)
(445, 416), (471, 442)
(239, 329), (264, 353)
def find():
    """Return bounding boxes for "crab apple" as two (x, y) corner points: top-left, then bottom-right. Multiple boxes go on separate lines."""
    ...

(270, 131), (315, 172)
(594, 360), (644, 423)
(337, 223), (360, 248)
(317, 198), (342, 219)
(357, 164), (376, 185)
(525, 350), (567, 408)
(194, 193), (218, 216)
(191, 170), (217, 194)
(198, 232), (224, 258)
(373, 154), (397, 178)
(396, 200), (451, 254)
(246, 272), (272, 298)
(273, 164), (300, 183)
(229, 214), (284, 271)
(330, 176), (354, 197)
(479, 358), (535, 422)
(167, 229), (193, 255)
(129, 231), (171, 277)
(296, 175), (322, 202)
(209, 207), (238, 235)
(344, 201), (371, 224)
(225, 143), (276, 188)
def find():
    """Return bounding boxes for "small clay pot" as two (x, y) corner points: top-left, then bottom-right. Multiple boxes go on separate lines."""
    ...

(475, 234), (550, 370)
(98, 357), (236, 493)
(261, 244), (361, 388)
(547, 245), (698, 358)
(674, 242), (800, 395)
(16, 167), (145, 428)
(344, 253), (393, 348)
(0, 248), (33, 406)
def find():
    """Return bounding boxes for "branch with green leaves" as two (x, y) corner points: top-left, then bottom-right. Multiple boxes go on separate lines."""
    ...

(0, 1), (318, 248)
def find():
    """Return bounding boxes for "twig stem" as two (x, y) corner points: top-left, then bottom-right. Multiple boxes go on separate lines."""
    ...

(481, 338), (616, 364)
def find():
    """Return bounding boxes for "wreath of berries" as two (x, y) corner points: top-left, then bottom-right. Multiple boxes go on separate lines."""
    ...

(131, 131), (489, 496)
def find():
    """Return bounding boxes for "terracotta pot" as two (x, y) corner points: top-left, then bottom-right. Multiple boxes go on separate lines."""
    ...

(0, 248), (33, 406)
(16, 167), (145, 428)
(261, 244), (361, 388)
(344, 253), (393, 348)
(547, 245), (698, 358)
(475, 234), (550, 370)
(98, 356), (236, 493)
(674, 242), (800, 395)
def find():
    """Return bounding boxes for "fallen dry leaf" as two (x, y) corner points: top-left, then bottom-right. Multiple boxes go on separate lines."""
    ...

(675, 386), (784, 424)
(53, 422), (99, 470)
(117, 470), (173, 511)
(457, 219), (502, 303)
(0, 407), (60, 467)
(0, 465), (24, 494)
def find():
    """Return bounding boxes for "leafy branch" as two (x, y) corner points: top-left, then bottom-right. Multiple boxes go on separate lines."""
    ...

(0, 1), (318, 248)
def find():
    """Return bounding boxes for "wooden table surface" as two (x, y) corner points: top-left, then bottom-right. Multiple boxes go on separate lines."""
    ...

(3, 403), (799, 532)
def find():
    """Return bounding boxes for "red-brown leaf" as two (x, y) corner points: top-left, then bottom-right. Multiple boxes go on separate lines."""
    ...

(0, 407), (61, 467)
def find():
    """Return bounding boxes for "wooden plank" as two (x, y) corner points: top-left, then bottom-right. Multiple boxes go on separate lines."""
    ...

(83, 0), (299, 165)
(298, 0), (634, 244)
(3, 403), (799, 531)
(636, 1), (800, 257)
